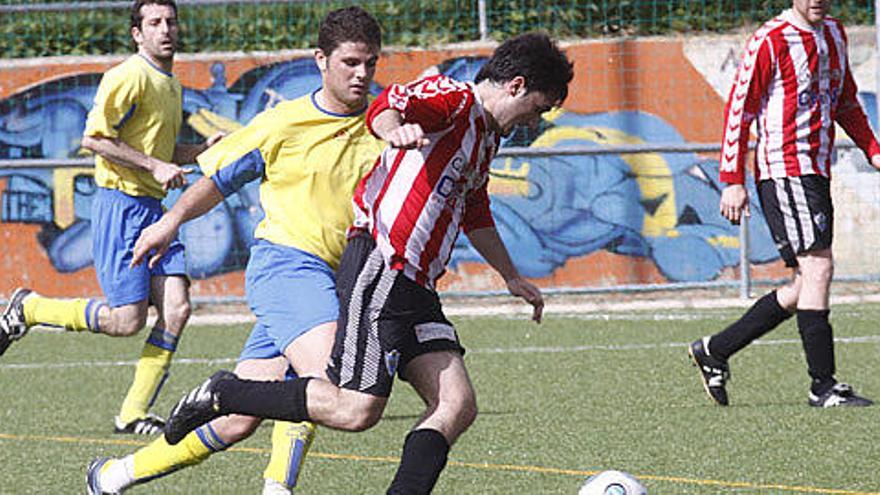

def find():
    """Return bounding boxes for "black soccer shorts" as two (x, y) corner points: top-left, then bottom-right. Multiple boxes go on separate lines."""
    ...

(757, 175), (833, 268)
(326, 233), (465, 398)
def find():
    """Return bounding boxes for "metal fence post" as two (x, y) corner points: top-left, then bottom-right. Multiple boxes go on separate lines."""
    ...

(739, 215), (750, 300)
(478, 0), (488, 41)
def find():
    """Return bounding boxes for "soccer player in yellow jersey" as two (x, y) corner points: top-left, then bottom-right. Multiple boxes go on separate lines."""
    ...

(0, 0), (221, 435)
(85, 7), (384, 495)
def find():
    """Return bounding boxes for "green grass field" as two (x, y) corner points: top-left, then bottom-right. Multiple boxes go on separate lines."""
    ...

(2, 304), (879, 494)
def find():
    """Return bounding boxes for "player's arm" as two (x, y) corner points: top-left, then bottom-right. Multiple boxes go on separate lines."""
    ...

(366, 76), (470, 148)
(132, 115), (276, 268)
(718, 34), (772, 224)
(462, 183), (543, 322)
(131, 176), (225, 268)
(466, 227), (543, 323)
(81, 135), (187, 191)
(832, 31), (880, 170)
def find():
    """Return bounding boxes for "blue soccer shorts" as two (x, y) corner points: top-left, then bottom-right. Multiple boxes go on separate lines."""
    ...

(91, 187), (187, 308)
(238, 239), (339, 362)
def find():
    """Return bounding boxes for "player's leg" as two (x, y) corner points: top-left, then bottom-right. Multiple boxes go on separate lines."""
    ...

(89, 356), (290, 493)
(262, 322), (335, 494)
(387, 351), (476, 495)
(163, 235), (390, 441)
(2, 188), (157, 355)
(688, 177), (799, 405)
(115, 275), (191, 433)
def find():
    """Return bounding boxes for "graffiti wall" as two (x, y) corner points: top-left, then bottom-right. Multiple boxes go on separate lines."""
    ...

(1, 31), (878, 299)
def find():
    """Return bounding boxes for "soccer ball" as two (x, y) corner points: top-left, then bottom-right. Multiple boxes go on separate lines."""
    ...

(578, 470), (647, 495)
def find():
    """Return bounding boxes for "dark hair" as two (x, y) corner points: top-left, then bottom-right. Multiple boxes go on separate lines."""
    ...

(475, 32), (574, 104)
(130, 0), (178, 30)
(317, 6), (382, 56)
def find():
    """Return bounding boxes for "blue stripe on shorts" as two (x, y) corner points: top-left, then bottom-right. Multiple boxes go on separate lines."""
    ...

(91, 187), (187, 307)
(238, 240), (338, 362)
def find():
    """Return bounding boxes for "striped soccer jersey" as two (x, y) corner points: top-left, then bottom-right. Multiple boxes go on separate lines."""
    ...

(719, 9), (880, 185)
(353, 75), (499, 288)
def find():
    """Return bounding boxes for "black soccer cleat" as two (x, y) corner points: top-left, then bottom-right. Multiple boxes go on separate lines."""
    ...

(164, 370), (235, 445)
(0, 288), (33, 357)
(86, 457), (119, 495)
(808, 382), (874, 408)
(688, 336), (731, 406)
(113, 413), (165, 435)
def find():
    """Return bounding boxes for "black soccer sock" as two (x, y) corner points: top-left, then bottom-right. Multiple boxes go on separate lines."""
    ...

(386, 429), (450, 495)
(708, 290), (793, 360)
(797, 309), (836, 395)
(215, 376), (312, 422)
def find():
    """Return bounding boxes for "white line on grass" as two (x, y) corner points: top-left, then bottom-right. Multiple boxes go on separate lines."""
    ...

(2, 336), (879, 370)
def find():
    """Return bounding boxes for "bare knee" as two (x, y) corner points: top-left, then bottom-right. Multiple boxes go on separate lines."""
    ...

(107, 311), (147, 337)
(211, 415), (261, 444)
(337, 402), (384, 431)
(443, 391), (478, 432)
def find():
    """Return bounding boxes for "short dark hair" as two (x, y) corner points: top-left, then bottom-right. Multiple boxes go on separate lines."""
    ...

(475, 32), (574, 104)
(317, 6), (382, 57)
(131, 0), (177, 30)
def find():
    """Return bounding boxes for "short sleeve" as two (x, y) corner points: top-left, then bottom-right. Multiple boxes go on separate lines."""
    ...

(84, 67), (141, 139)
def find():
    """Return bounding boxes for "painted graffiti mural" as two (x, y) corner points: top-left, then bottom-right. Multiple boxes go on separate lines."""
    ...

(0, 35), (877, 298)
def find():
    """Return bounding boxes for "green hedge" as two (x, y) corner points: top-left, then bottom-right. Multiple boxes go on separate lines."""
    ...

(0, 0), (874, 59)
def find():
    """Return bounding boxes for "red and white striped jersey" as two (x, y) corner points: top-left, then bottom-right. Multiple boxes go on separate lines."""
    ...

(353, 75), (499, 288)
(720, 9), (880, 185)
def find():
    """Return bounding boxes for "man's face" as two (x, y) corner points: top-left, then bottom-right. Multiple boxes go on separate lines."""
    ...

(132, 4), (179, 62)
(317, 41), (379, 112)
(494, 81), (557, 137)
(792, 0), (830, 25)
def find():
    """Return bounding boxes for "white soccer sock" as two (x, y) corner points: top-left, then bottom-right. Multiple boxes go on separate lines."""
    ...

(101, 455), (136, 492)
(262, 477), (293, 495)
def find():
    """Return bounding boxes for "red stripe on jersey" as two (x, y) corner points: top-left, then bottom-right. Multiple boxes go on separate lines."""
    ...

(387, 109), (471, 268)
(823, 26), (843, 176)
(800, 29), (822, 176)
(417, 117), (485, 276)
(369, 148), (407, 238)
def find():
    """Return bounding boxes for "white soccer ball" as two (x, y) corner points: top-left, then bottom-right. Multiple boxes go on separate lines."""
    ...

(578, 470), (648, 495)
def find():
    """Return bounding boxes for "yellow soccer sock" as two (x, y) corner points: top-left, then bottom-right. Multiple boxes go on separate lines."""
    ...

(133, 425), (224, 481)
(23, 296), (104, 332)
(264, 421), (317, 489)
(118, 328), (178, 424)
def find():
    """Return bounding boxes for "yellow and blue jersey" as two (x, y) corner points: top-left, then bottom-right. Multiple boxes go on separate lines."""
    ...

(197, 91), (384, 269)
(84, 54), (182, 199)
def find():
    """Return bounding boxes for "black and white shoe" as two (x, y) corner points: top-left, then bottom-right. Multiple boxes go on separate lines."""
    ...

(808, 383), (873, 408)
(164, 370), (235, 445)
(86, 457), (119, 495)
(113, 413), (165, 435)
(0, 288), (33, 357)
(688, 336), (731, 406)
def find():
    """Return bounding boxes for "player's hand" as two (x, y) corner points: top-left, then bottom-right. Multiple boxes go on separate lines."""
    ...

(131, 218), (178, 269)
(506, 276), (544, 323)
(385, 123), (429, 149)
(153, 161), (188, 192)
(871, 154), (880, 171)
(719, 184), (750, 225)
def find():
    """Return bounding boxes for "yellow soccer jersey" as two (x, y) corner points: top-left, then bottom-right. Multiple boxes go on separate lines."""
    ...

(197, 92), (384, 268)
(84, 55), (182, 199)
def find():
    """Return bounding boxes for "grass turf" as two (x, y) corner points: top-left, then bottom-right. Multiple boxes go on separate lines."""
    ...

(1, 305), (879, 494)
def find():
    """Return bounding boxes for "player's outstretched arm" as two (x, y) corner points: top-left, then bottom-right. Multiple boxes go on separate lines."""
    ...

(82, 134), (188, 192)
(466, 227), (544, 323)
(131, 176), (225, 269)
